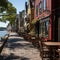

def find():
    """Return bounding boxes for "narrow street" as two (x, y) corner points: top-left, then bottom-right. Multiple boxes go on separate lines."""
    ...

(1, 32), (41, 60)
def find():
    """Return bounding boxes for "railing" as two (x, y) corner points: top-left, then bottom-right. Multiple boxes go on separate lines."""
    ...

(0, 34), (9, 54)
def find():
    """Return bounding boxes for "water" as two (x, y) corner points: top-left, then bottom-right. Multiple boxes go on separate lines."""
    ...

(0, 31), (8, 40)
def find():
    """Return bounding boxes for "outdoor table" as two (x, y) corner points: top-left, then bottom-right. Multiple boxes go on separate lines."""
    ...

(43, 42), (60, 60)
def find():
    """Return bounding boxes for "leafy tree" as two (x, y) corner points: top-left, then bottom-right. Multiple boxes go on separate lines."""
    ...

(0, 0), (8, 8)
(0, 0), (16, 25)
(0, 0), (8, 12)
(2, 2), (17, 25)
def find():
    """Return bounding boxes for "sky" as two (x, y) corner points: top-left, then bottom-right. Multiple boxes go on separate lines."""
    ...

(0, 0), (27, 27)
(8, 0), (27, 14)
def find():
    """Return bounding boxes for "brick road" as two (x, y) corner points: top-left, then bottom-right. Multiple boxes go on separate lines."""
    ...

(1, 32), (42, 60)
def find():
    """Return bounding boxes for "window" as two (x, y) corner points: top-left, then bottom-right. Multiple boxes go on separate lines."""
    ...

(39, 0), (46, 14)
(39, 1), (43, 14)
(40, 22), (45, 37)
(36, 5), (38, 16)
(39, 2), (42, 9)
(30, 0), (34, 8)
(43, 0), (46, 10)
(39, 19), (49, 37)
(45, 21), (49, 35)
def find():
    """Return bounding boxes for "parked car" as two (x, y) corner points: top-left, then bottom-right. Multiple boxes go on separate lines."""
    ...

(0, 27), (9, 40)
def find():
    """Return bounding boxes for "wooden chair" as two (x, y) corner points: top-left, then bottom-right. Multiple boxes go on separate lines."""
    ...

(56, 49), (60, 60)
(31, 36), (40, 48)
(39, 40), (50, 60)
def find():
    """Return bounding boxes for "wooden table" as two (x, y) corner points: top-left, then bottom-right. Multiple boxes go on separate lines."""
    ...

(43, 42), (60, 46)
(43, 42), (60, 60)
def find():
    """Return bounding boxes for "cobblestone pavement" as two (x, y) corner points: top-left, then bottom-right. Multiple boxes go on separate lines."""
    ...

(1, 32), (42, 60)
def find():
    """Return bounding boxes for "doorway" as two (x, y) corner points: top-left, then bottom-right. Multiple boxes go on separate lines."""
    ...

(58, 17), (60, 41)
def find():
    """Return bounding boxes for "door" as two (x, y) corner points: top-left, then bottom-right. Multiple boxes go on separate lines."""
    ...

(58, 17), (60, 41)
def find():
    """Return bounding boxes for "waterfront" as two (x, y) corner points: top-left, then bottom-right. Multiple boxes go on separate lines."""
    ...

(0, 30), (9, 40)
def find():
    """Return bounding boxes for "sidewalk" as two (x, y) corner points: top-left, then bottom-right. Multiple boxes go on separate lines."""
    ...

(1, 32), (42, 60)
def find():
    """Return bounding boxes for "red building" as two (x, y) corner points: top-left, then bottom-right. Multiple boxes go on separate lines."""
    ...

(34, 0), (60, 42)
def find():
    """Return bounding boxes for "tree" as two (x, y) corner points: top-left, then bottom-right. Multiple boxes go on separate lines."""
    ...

(2, 2), (17, 25)
(0, 0), (8, 12)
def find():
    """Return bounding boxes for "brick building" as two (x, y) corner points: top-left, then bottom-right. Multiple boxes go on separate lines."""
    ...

(34, 0), (60, 41)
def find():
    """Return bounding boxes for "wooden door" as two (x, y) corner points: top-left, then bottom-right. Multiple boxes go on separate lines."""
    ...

(58, 17), (60, 41)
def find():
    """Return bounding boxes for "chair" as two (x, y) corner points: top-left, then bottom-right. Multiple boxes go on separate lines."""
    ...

(31, 36), (40, 48)
(39, 40), (50, 60)
(56, 49), (60, 60)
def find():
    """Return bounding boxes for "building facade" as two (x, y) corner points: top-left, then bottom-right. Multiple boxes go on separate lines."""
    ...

(34, 0), (60, 41)
(15, 14), (20, 32)
(52, 0), (60, 42)
(24, 0), (35, 33)
(19, 10), (25, 33)
(15, 10), (25, 34)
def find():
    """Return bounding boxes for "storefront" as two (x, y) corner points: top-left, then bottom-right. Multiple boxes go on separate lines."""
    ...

(39, 16), (50, 41)
(53, 14), (60, 42)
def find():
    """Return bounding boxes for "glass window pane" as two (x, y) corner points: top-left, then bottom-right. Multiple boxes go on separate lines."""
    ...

(39, 20), (49, 38)
(36, 5), (38, 16)
(45, 21), (49, 37)
(44, 0), (46, 10)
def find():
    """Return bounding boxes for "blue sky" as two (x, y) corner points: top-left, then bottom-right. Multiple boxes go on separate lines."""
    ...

(0, 0), (27, 27)
(8, 0), (27, 14)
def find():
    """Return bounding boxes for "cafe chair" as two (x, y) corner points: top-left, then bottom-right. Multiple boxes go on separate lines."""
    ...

(56, 49), (60, 60)
(39, 40), (50, 60)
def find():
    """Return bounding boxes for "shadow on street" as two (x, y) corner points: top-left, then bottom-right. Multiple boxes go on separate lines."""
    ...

(0, 32), (41, 60)
(0, 53), (30, 60)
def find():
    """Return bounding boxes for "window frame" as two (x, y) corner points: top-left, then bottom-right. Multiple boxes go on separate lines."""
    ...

(39, 18), (49, 38)
(36, 5), (39, 16)
(43, 0), (46, 10)
(39, 1), (43, 14)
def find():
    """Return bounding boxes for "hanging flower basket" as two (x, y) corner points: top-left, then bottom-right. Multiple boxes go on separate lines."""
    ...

(31, 18), (39, 25)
